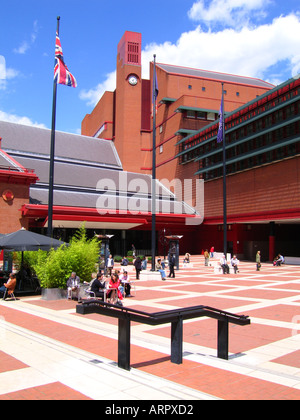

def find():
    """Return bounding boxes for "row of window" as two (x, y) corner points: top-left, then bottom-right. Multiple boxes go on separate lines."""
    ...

(180, 85), (300, 154)
(179, 92), (300, 178)
(187, 85), (241, 97)
(204, 142), (300, 180)
(185, 110), (217, 121)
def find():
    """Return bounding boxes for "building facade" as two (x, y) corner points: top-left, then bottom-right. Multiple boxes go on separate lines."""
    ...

(0, 121), (199, 257)
(83, 31), (300, 260)
(178, 75), (300, 260)
(1, 30), (299, 260)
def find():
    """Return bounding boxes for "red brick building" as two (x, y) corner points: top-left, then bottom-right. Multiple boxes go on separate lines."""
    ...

(1, 31), (299, 261)
(177, 75), (300, 260)
(0, 144), (38, 234)
(83, 31), (300, 260)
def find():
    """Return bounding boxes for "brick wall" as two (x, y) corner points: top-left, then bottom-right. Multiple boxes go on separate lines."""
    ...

(204, 156), (300, 218)
(0, 182), (29, 234)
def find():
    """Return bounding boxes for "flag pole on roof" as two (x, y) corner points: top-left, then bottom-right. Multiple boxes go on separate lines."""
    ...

(47, 17), (77, 238)
(151, 54), (158, 271)
(219, 82), (228, 257)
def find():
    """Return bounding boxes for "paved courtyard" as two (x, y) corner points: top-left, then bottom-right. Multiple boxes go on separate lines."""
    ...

(1, 255), (300, 400)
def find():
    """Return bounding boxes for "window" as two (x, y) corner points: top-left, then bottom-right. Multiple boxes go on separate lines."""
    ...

(159, 145), (163, 154)
(197, 111), (206, 119)
(186, 110), (195, 118)
(207, 112), (215, 121)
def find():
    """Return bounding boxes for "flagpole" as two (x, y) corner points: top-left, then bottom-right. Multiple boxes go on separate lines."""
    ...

(151, 55), (157, 271)
(221, 82), (227, 257)
(47, 16), (60, 238)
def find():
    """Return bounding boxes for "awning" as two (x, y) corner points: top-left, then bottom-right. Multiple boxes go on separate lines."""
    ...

(43, 215), (147, 230)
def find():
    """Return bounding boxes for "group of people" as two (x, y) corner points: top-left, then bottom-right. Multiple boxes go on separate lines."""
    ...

(107, 254), (148, 280)
(219, 254), (240, 274)
(67, 268), (133, 305)
(217, 250), (285, 274)
(89, 270), (131, 305)
(155, 255), (176, 280)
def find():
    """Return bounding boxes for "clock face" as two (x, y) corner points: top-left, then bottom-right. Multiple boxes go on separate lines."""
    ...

(128, 75), (138, 86)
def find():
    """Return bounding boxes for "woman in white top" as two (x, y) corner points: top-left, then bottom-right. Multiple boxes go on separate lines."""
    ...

(119, 271), (132, 297)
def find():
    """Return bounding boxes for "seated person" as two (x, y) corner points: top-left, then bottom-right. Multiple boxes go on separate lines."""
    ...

(156, 258), (166, 281)
(107, 273), (123, 304)
(220, 255), (229, 274)
(119, 270), (131, 297)
(67, 272), (80, 300)
(141, 256), (148, 271)
(121, 256), (129, 266)
(230, 255), (240, 274)
(90, 272), (106, 299)
(183, 253), (191, 263)
(273, 254), (284, 266)
(0, 273), (16, 298)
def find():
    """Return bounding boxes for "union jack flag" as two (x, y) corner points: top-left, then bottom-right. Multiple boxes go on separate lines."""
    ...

(54, 33), (77, 88)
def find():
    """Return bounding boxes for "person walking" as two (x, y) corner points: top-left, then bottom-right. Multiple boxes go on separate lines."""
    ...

(168, 254), (176, 278)
(256, 250), (261, 271)
(204, 249), (210, 266)
(106, 255), (114, 276)
(134, 256), (142, 279)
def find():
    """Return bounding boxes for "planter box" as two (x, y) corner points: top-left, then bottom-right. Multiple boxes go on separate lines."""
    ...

(140, 271), (163, 281)
(41, 288), (67, 301)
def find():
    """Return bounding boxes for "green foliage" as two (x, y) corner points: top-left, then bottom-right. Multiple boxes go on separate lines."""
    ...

(18, 225), (100, 289)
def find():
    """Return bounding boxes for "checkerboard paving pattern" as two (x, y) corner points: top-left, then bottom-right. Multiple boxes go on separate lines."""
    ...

(1, 256), (300, 400)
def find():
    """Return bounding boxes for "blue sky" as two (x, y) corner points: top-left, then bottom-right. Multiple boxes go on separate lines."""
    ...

(1, 0), (300, 134)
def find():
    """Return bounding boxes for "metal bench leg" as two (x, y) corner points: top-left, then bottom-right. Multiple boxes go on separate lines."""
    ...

(218, 319), (229, 360)
(118, 317), (131, 371)
(171, 317), (183, 364)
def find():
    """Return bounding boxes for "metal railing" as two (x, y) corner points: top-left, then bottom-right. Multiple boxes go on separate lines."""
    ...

(76, 301), (250, 371)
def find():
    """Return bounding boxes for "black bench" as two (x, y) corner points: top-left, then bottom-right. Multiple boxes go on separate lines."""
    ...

(76, 301), (250, 371)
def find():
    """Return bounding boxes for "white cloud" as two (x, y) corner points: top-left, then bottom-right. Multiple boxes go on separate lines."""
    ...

(143, 13), (300, 84)
(188, 0), (271, 28)
(13, 20), (39, 55)
(0, 110), (47, 128)
(13, 41), (30, 55)
(79, 70), (116, 107)
(79, 7), (300, 106)
(0, 62), (20, 90)
(0, 56), (6, 79)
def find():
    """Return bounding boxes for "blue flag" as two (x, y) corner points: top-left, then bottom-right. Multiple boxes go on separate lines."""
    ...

(217, 96), (224, 143)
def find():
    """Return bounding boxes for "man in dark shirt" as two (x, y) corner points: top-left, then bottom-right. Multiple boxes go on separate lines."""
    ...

(168, 254), (176, 278)
(91, 272), (106, 299)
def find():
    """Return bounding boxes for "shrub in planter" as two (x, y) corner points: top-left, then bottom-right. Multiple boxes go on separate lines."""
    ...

(20, 225), (100, 289)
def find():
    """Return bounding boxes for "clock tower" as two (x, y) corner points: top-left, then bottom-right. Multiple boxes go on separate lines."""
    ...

(115, 31), (143, 173)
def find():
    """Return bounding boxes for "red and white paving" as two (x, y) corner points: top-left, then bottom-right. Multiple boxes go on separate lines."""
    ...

(1, 256), (300, 400)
